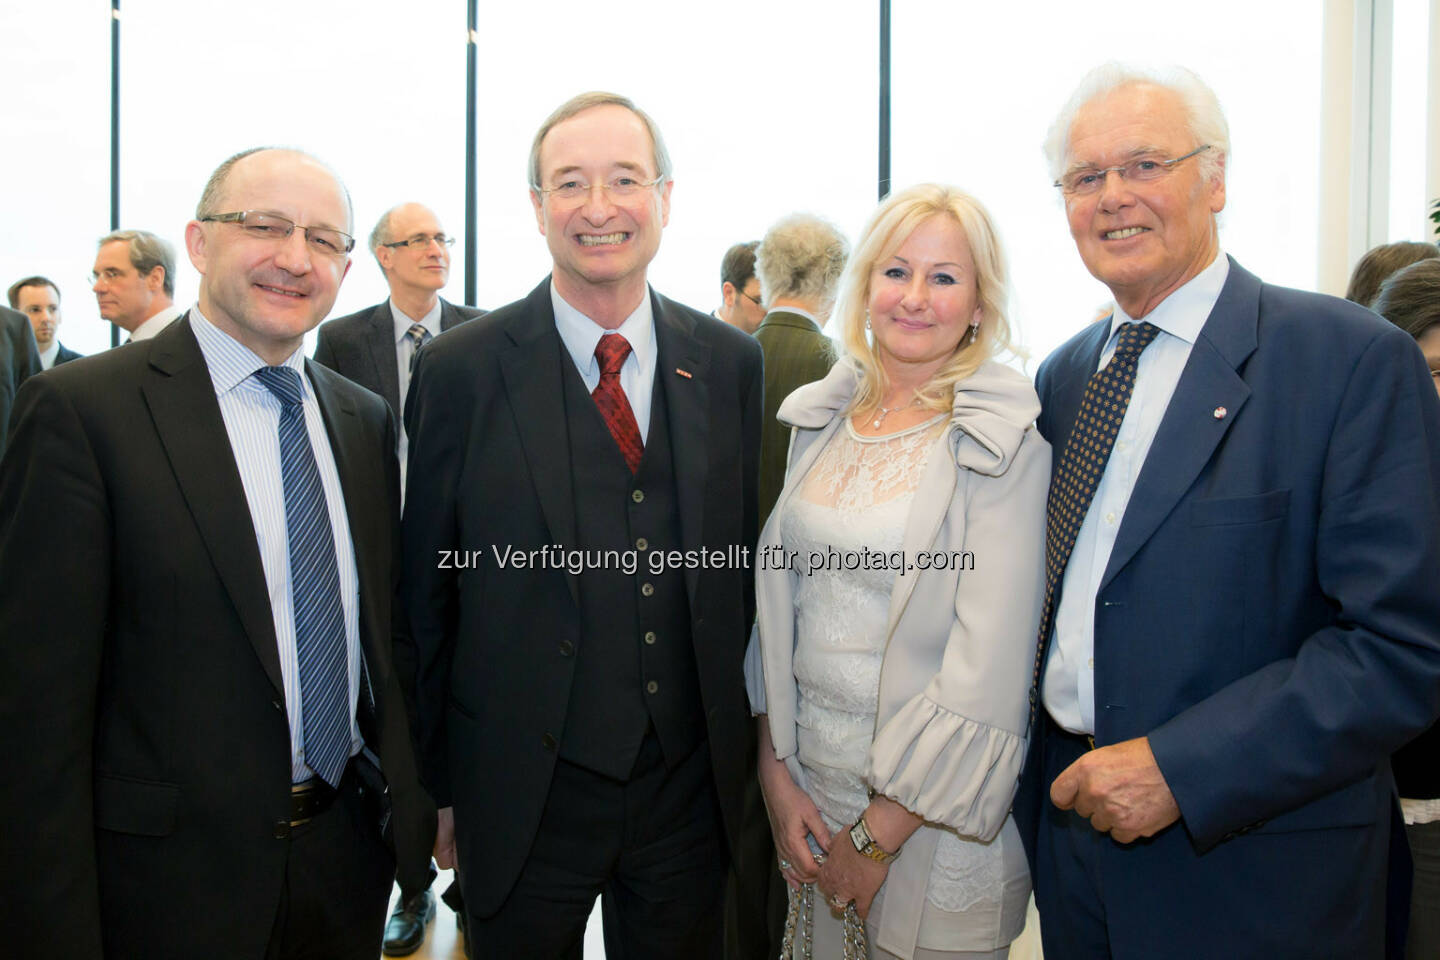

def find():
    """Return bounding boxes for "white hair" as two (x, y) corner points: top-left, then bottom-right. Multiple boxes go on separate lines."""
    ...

(1043, 62), (1230, 185)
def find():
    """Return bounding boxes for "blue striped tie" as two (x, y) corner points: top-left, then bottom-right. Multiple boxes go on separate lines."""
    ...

(254, 365), (350, 787)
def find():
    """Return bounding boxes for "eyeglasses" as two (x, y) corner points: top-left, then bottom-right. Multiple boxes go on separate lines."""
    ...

(381, 233), (456, 251)
(89, 267), (133, 285)
(1055, 145), (1211, 196)
(199, 211), (355, 256)
(740, 289), (762, 307)
(535, 174), (665, 203)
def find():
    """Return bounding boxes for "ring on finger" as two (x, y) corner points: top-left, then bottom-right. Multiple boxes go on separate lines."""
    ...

(831, 893), (848, 909)
(778, 857), (793, 871)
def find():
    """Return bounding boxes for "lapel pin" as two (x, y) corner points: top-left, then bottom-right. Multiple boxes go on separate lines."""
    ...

(1212, 406), (1227, 420)
(675, 368), (693, 379)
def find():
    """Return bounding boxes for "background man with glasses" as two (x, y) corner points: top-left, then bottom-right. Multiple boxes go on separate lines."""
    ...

(0, 146), (434, 959)
(90, 228), (181, 342)
(315, 202), (485, 505)
(1016, 63), (1440, 958)
(713, 240), (765, 334)
(401, 91), (762, 959)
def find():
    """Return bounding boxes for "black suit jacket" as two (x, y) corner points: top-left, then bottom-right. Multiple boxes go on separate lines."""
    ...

(0, 305), (42, 455)
(0, 316), (435, 958)
(313, 298), (486, 417)
(54, 342), (84, 366)
(401, 278), (763, 913)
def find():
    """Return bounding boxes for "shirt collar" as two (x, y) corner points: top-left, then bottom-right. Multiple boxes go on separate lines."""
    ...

(1108, 251), (1229, 346)
(132, 303), (183, 341)
(550, 280), (655, 378)
(37, 341), (59, 367)
(189, 304), (308, 397)
(390, 297), (444, 345)
(763, 306), (820, 328)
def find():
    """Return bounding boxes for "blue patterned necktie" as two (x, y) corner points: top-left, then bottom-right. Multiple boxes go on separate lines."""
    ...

(406, 323), (430, 373)
(253, 365), (351, 787)
(1028, 321), (1162, 728)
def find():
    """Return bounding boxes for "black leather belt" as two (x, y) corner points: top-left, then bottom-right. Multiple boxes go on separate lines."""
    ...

(289, 775), (338, 825)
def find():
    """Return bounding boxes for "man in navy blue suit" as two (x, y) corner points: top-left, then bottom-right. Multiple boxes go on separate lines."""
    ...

(1020, 63), (1440, 958)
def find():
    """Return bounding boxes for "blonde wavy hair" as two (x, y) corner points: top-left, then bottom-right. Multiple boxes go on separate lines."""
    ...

(837, 183), (1014, 421)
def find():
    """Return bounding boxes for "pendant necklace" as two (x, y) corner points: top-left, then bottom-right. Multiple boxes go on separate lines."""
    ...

(871, 397), (921, 430)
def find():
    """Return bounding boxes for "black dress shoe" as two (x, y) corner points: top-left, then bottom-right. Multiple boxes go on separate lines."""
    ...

(382, 888), (436, 957)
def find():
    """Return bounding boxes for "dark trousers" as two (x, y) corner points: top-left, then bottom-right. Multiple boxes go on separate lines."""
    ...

(723, 722), (788, 960)
(1033, 720), (1112, 960)
(265, 764), (396, 960)
(1404, 819), (1440, 959)
(466, 732), (727, 960)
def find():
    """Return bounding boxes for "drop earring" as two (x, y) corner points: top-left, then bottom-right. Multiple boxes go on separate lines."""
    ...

(865, 313), (872, 331)
(967, 322), (979, 345)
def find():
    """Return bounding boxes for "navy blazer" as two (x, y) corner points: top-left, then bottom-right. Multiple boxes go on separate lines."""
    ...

(313, 298), (486, 418)
(1022, 258), (1440, 955)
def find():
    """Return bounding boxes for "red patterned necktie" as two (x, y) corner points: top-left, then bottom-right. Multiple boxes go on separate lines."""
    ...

(1027, 320), (1162, 730)
(592, 334), (644, 473)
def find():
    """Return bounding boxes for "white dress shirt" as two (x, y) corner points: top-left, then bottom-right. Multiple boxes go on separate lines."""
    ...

(37, 341), (59, 370)
(129, 303), (183, 342)
(189, 305), (363, 782)
(551, 281), (657, 442)
(392, 297), (443, 497)
(1043, 253), (1229, 735)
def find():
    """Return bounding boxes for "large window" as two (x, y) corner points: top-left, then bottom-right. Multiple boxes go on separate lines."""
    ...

(891, 3), (1324, 364)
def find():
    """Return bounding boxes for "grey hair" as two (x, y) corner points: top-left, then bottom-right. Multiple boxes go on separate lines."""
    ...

(528, 92), (672, 192)
(195, 146), (355, 233)
(755, 214), (850, 315)
(97, 229), (177, 297)
(369, 208), (397, 269)
(1043, 63), (1230, 185)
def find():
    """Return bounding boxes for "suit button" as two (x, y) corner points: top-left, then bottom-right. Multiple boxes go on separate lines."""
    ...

(646, 681), (659, 694)
(541, 733), (558, 751)
(631, 490), (645, 503)
(644, 631), (656, 645)
(273, 820), (290, 839)
(641, 583), (654, 597)
(559, 639), (574, 657)
(272, 700), (283, 711)
(635, 537), (648, 551)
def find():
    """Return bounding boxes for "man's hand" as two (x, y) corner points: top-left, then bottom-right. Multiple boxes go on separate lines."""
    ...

(434, 805), (457, 869)
(1050, 736), (1180, 843)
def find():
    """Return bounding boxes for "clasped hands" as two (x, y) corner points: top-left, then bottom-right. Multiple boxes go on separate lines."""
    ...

(1049, 735), (1181, 843)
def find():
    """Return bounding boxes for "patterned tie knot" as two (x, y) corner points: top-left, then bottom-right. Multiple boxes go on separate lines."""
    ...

(406, 323), (429, 347)
(254, 365), (304, 409)
(594, 334), (632, 377)
(1114, 321), (1161, 360)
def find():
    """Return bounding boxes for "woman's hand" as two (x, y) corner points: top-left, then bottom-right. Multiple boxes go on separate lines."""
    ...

(817, 792), (923, 919)
(756, 716), (832, 889)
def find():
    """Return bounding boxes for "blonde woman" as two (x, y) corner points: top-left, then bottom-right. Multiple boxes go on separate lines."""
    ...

(745, 184), (1048, 960)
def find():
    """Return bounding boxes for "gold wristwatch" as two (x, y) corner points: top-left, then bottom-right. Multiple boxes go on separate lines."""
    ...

(849, 815), (898, 864)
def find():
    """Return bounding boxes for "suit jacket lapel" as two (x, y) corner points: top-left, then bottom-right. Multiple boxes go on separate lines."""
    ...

(653, 292), (712, 606)
(439, 300), (463, 333)
(499, 280), (579, 608)
(1100, 258), (1259, 589)
(366, 303), (402, 415)
(141, 317), (285, 694)
(308, 361), (391, 721)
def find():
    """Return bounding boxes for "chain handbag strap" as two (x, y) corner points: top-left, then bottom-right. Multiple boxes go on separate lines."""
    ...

(779, 882), (868, 960)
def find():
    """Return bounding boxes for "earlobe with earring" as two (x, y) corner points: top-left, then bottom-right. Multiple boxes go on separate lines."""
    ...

(865, 313), (872, 331)
(968, 322), (979, 345)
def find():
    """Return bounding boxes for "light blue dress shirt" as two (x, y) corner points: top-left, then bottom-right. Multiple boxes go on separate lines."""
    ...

(1043, 253), (1229, 735)
(551, 281), (657, 442)
(190, 305), (363, 781)
(392, 297), (443, 497)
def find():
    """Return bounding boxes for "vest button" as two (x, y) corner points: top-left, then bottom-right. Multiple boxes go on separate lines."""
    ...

(646, 681), (659, 694)
(273, 820), (290, 839)
(635, 537), (648, 551)
(558, 639), (574, 657)
(631, 490), (645, 503)
(541, 733), (557, 751)
(641, 583), (654, 597)
(644, 631), (656, 645)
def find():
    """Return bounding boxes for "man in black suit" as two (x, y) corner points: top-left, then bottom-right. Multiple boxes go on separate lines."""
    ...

(9, 276), (83, 369)
(0, 146), (434, 959)
(314, 200), (481, 953)
(402, 92), (763, 959)
(0, 303), (41, 456)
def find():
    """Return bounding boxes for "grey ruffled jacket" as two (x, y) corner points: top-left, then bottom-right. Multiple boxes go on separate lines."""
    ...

(744, 357), (1050, 958)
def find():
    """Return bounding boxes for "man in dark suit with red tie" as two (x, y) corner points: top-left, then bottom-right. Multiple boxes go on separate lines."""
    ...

(0, 147), (433, 959)
(401, 92), (763, 959)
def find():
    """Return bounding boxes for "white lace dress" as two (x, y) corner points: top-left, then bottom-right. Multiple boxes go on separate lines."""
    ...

(785, 414), (1026, 955)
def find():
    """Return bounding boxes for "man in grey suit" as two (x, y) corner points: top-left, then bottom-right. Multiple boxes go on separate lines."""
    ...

(314, 203), (484, 507)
